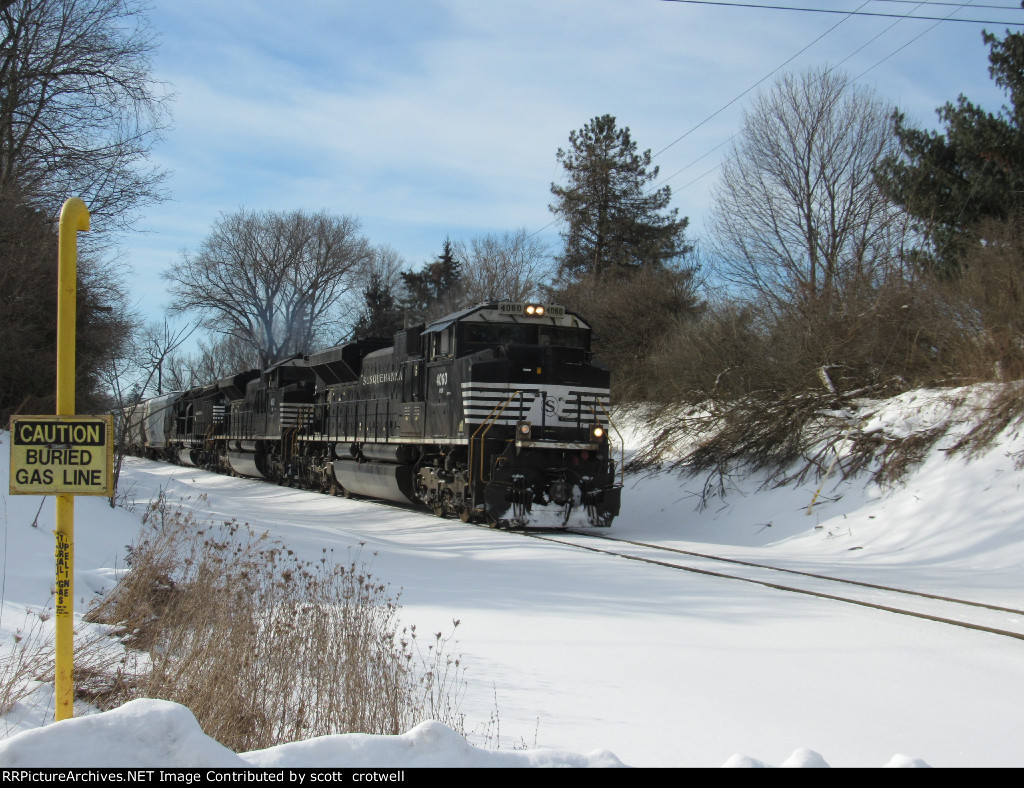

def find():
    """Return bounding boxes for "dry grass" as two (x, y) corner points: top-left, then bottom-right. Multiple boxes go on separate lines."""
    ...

(947, 381), (1024, 465)
(0, 611), (52, 719)
(84, 492), (467, 752)
(630, 380), (1024, 512)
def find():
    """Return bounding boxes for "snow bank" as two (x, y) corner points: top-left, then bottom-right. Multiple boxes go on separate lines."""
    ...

(0, 700), (625, 768)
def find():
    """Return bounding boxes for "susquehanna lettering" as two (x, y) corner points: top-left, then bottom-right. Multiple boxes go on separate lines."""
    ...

(360, 370), (401, 386)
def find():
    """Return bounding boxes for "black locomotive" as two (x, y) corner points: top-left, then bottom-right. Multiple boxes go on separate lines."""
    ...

(124, 301), (622, 528)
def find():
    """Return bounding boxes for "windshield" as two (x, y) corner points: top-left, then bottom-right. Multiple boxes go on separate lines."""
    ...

(461, 323), (537, 346)
(538, 326), (588, 350)
(459, 322), (590, 354)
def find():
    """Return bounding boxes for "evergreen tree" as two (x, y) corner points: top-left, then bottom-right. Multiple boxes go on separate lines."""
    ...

(352, 271), (404, 340)
(876, 27), (1024, 273)
(549, 114), (689, 281)
(0, 191), (134, 421)
(398, 238), (465, 323)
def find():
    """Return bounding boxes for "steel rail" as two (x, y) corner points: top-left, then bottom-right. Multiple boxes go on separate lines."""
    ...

(521, 531), (1024, 642)
(566, 530), (1024, 616)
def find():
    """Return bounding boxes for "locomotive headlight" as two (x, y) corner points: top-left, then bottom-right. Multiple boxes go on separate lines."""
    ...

(517, 420), (532, 438)
(525, 304), (545, 316)
(591, 425), (605, 440)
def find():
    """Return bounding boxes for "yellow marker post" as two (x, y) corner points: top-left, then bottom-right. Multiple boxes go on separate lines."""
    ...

(55, 197), (89, 721)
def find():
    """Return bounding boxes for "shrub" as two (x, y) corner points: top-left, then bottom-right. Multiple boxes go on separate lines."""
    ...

(0, 612), (52, 720)
(85, 492), (465, 751)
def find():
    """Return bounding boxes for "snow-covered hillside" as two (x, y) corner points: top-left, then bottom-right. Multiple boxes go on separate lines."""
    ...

(2, 385), (1023, 767)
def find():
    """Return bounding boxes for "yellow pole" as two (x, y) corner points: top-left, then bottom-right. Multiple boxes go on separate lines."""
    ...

(55, 197), (89, 721)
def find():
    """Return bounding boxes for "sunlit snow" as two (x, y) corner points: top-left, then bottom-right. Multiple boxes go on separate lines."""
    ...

(3, 386), (1024, 767)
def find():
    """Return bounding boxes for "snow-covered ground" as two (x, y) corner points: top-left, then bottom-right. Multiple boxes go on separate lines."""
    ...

(2, 386), (1024, 767)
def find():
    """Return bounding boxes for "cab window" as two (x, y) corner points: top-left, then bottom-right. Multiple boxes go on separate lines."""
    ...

(460, 323), (536, 350)
(430, 328), (454, 360)
(538, 326), (589, 350)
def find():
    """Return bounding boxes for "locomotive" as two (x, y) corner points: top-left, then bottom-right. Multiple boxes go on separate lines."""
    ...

(123, 301), (622, 528)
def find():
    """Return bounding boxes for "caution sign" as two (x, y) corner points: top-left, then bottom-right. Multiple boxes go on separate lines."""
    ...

(9, 415), (114, 496)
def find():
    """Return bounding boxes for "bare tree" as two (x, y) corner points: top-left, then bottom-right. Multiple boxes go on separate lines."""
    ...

(454, 229), (552, 304)
(165, 209), (372, 365)
(0, 0), (171, 232)
(363, 244), (405, 287)
(709, 67), (911, 315)
(137, 319), (197, 395)
(0, 0), (163, 421)
(164, 333), (263, 390)
(100, 316), (193, 506)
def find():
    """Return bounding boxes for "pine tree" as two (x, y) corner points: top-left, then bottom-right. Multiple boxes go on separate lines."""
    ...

(549, 115), (689, 282)
(876, 28), (1024, 273)
(352, 271), (404, 340)
(398, 238), (465, 323)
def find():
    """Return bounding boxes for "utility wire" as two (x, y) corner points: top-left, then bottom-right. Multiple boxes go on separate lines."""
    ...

(537, 0), (882, 239)
(653, 0), (979, 192)
(537, 0), (999, 239)
(652, 0), (876, 159)
(870, 1), (1018, 9)
(657, 0), (1023, 25)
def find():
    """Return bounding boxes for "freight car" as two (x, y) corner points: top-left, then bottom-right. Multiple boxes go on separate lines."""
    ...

(124, 302), (622, 528)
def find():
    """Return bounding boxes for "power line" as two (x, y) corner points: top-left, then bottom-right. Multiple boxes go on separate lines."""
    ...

(657, 0), (1023, 25)
(652, 0), (985, 194)
(657, 2), (933, 184)
(861, 0), (1018, 9)
(852, 5), (956, 78)
(536, 0), (1002, 241)
(538, 0), (897, 239)
(651, 0), (876, 159)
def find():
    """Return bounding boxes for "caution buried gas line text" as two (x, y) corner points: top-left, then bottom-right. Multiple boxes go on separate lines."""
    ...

(9, 415), (113, 496)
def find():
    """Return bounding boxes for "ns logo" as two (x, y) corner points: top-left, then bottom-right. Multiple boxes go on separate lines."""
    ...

(542, 394), (564, 417)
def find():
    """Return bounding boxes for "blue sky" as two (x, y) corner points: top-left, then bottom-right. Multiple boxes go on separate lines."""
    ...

(120, 0), (1021, 326)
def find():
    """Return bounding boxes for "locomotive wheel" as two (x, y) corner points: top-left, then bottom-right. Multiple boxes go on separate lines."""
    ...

(459, 507), (473, 524)
(432, 503), (445, 518)
(342, 486), (353, 499)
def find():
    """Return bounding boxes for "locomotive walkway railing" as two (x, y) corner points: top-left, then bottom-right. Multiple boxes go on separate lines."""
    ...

(469, 390), (522, 488)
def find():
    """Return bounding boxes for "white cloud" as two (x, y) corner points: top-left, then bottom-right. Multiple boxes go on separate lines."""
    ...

(121, 0), (1016, 314)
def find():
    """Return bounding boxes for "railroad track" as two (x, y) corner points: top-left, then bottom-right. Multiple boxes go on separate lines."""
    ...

(141, 461), (1024, 641)
(516, 528), (1024, 642)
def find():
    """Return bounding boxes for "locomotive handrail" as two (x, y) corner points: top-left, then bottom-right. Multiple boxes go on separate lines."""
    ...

(283, 423), (300, 464)
(469, 390), (522, 488)
(593, 399), (625, 486)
